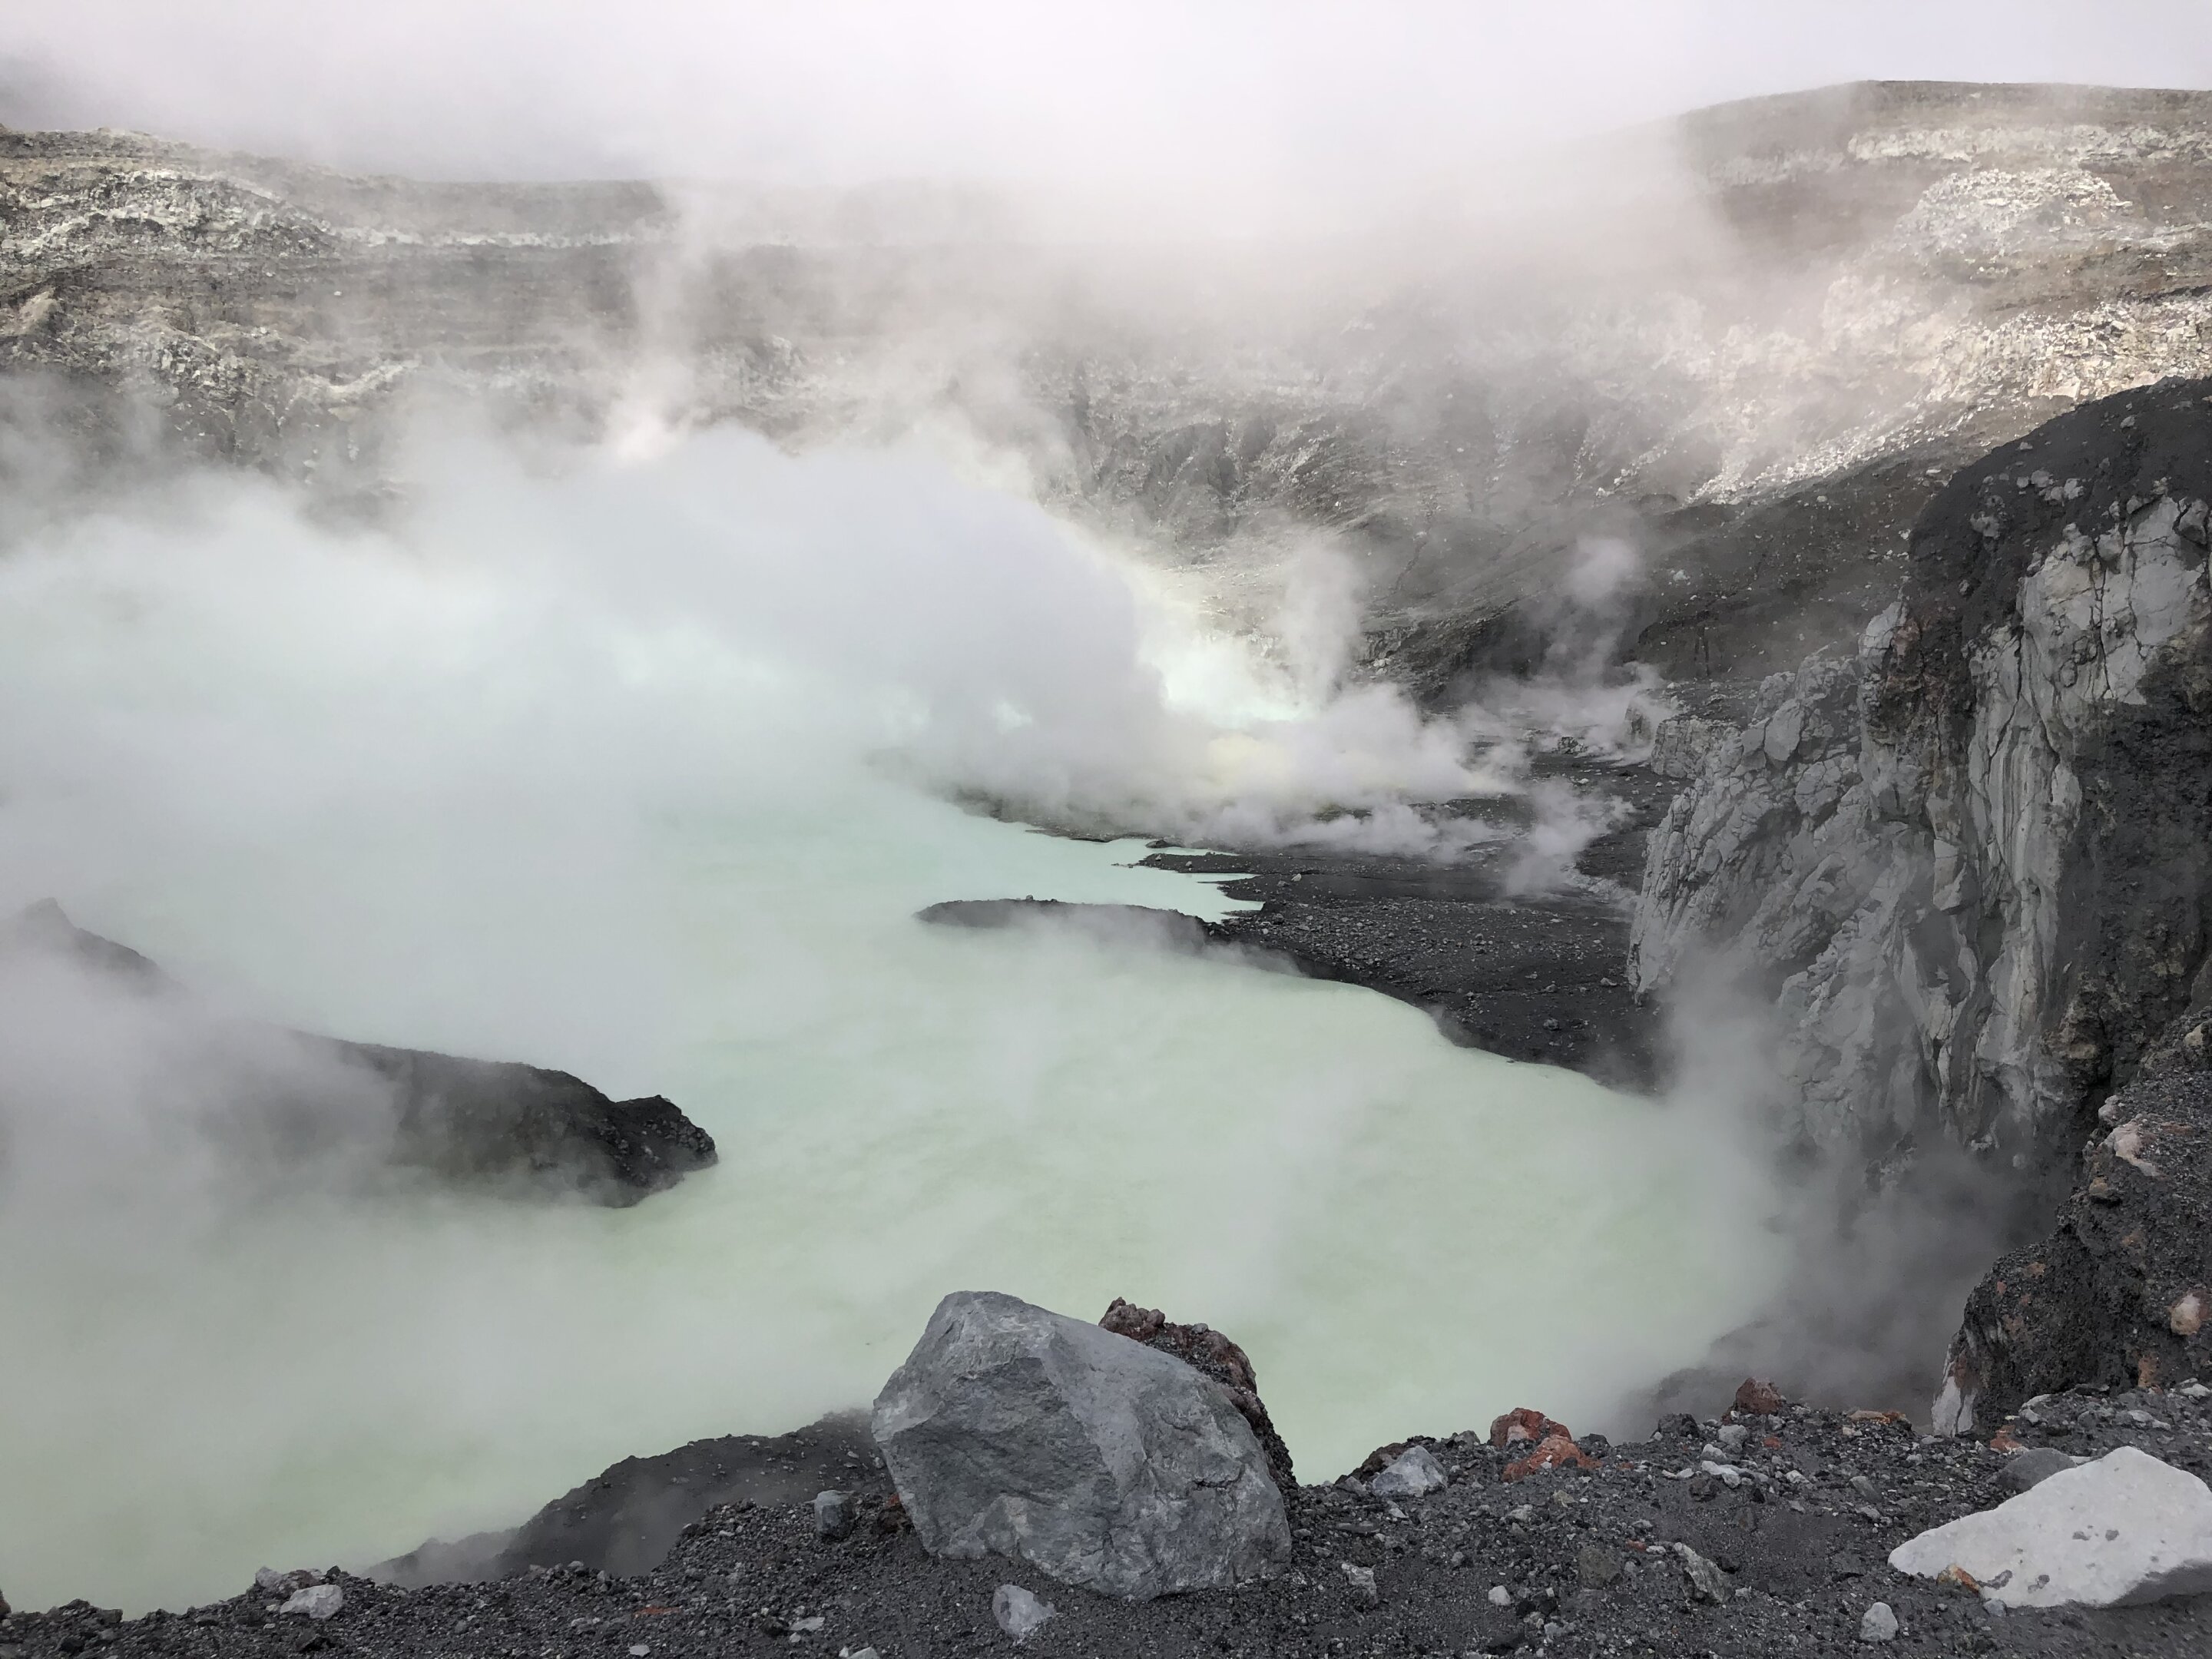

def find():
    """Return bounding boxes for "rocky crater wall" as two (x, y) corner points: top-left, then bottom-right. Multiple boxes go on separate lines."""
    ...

(1633, 379), (2212, 1182)
(8, 81), (2212, 686)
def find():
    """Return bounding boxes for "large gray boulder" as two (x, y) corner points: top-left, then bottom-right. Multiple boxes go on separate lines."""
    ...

(870, 1291), (1291, 1599)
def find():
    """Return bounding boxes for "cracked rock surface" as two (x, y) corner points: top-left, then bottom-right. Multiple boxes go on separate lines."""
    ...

(1634, 378), (2212, 1174)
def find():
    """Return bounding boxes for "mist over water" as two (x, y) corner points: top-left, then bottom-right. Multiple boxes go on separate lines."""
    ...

(0, 427), (1783, 1612)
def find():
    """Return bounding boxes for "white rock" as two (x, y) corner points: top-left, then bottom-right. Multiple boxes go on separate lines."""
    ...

(1368, 1445), (1448, 1499)
(1487, 1584), (1512, 1607)
(1860, 1601), (1899, 1642)
(280, 1584), (343, 1621)
(992, 1584), (1055, 1641)
(1889, 1445), (2212, 1608)
(1339, 1562), (1379, 1606)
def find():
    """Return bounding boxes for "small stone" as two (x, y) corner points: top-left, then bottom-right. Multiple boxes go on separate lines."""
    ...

(1339, 1562), (1379, 1608)
(628, 1647), (650, 1658)
(1672, 1543), (1728, 1604)
(1506, 1505), (1535, 1523)
(813, 1490), (855, 1541)
(253, 1569), (289, 1594)
(990, 1585), (1053, 1641)
(1488, 1584), (1512, 1607)
(1734, 1378), (1786, 1415)
(278, 1586), (343, 1621)
(2000, 1449), (2084, 1494)
(1860, 1601), (1899, 1643)
(2171, 1293), (2205, 1338)
(1503, 1432), (1597, 1482)
(1488, 1407), (1567, 1448)
(1368, 1445), (1448, 1499)
(1850, 1474), (1879, 1500)
(1830, 1551), (1865, 1578)
(1717, 1423), (1749, 1451)
(1575, 1544), (1621, 1588)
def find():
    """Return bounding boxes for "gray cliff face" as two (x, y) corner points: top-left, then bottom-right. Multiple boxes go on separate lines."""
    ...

(8, 81), (2212, 682)
(1633, 380), (2212, 1174)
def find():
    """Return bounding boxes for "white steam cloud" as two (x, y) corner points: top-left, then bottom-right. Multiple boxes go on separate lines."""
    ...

(0, 418), (1514, 874)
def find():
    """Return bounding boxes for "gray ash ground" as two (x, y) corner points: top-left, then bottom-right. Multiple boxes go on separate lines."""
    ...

(17, 1389), (2210, 1659)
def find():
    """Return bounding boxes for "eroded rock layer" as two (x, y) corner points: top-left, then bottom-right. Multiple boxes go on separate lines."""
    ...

(1634, 378), (2212, 1172)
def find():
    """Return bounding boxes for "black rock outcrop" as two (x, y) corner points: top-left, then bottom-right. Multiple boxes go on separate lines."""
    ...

(1939, 1068), (2212, 1429)
(377, 1415), (886, 1585)
(0, 901), (715, 1206)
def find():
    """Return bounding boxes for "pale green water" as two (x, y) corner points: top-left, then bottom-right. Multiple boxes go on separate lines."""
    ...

(0, 434), (1783, 1612)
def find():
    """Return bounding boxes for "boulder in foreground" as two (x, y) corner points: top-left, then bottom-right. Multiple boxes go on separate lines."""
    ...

(871, 1290), (1290, 1599)
(1889, 1445), (2212, 1608)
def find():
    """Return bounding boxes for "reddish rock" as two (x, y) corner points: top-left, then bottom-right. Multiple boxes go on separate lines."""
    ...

(1488, 1407), (1569, 1449)
(1503, 1434), (1597, 1482)
(1732, 1377), (1786, 1416)
(1098, 1297), (1296, 1492)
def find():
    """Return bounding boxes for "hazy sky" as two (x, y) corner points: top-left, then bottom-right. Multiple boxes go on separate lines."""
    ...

(8, 2), (2212, 185)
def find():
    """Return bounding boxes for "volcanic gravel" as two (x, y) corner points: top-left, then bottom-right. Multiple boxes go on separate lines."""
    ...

(16, 1388), (2211, 1659)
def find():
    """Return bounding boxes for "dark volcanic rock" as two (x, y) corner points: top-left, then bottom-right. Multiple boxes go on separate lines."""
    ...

(1939, 1071), (2212, 1429)
(0, 900), (714, 1206)
(333, 1044), (716, 1205)
(1098, 1296), (1296, 1493)
(377, 1415), (887, 1585)
(916, 898), (1223, 954)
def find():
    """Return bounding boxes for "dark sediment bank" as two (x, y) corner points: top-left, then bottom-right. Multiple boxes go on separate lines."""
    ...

(929, 753), (1684, 1091)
